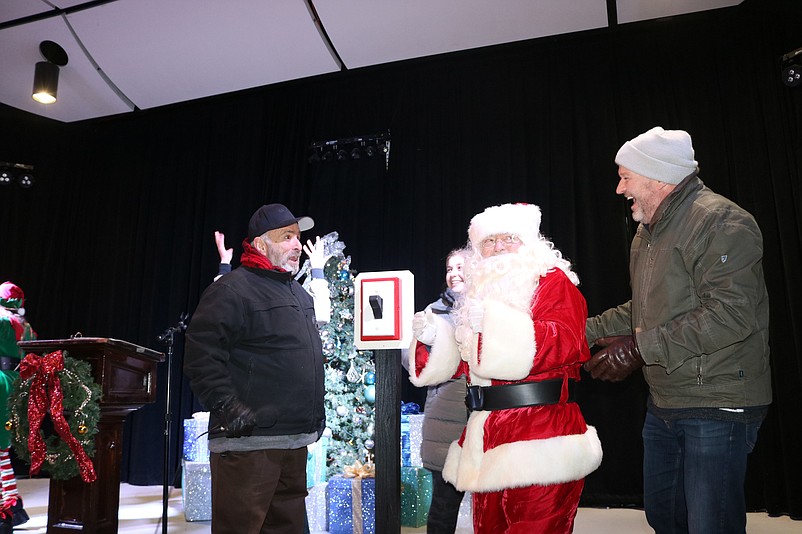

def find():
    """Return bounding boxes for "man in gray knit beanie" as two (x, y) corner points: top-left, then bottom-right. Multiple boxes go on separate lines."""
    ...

(610, 126), (699, 224)
(615, 126), (697, 184)
(585, 126), (772, 534)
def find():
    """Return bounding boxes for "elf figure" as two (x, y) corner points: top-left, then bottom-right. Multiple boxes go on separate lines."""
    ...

(0, 281), (34, 531)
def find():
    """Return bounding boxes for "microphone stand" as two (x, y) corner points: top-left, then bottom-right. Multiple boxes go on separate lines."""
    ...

(157, 312), (188, 534)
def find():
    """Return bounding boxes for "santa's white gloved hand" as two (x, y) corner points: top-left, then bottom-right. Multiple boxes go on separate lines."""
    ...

(467, 303), (484, 332)
(412, 310), (437, 345)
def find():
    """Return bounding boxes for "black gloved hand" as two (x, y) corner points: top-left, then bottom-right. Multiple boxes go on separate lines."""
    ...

(214, 395), (257, 438)
(583, 335), (645, 382)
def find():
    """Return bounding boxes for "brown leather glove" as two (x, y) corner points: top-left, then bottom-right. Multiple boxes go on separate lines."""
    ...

(583, 335), (645, 382)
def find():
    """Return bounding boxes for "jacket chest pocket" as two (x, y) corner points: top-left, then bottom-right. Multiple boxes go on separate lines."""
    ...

(251, 298), (308, 345)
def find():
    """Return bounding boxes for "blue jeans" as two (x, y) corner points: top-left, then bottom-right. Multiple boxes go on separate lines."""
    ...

(642, 412), (761, 534)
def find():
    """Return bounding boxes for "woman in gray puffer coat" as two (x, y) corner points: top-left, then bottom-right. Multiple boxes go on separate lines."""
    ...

(411, 251), (468, 533)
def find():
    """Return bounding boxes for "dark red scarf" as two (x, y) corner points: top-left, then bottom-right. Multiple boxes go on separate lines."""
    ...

(239, 239), (287, 272)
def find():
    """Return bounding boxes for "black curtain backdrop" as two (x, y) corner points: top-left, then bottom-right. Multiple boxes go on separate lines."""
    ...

(1, 0), (800, 518)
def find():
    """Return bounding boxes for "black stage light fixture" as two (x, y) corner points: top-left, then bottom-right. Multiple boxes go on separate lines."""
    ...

(17, 171), (34, 189)
(307, 131), (390, 164)
(33, 40), (69, 104)
(0, 166), (12, 185)
(0, 162), (35, 188)
(781, 46), (802, 88)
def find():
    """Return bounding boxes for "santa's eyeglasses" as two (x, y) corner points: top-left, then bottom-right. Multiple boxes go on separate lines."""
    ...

(480, 234), (521, 250)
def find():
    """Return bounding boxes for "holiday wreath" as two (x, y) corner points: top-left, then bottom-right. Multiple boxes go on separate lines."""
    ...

(7, 350), (101, 482)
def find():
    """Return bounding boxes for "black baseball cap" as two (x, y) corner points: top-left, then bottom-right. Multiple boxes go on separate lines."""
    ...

(247, 203), (314, 241)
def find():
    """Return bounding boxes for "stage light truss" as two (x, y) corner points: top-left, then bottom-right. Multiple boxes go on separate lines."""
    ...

(781, 46), (802, 88)
(307, 131), (391, 164)
(0, 161), (35, 188)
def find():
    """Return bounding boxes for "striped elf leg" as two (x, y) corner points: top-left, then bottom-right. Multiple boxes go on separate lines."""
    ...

(0, 449), (18, 508)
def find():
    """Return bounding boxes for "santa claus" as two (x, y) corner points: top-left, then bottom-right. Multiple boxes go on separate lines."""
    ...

(409, 203), (602, 533)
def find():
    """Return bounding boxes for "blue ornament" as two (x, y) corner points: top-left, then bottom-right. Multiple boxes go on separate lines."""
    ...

(363, 384), (376, 404)
(364, 371), (376, 385)
(338, 269), (349, 280)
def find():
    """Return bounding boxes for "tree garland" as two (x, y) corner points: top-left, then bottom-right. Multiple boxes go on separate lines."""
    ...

(7, 351), (101, 481)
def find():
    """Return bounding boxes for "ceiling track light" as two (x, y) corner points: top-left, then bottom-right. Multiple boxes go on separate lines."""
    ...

(32, 40), (68, 104)
(781, 46), (802, 88)
(307, 131), (391, 164)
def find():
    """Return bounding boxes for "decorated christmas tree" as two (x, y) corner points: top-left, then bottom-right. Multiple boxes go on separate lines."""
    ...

(300, 232), (375, 477)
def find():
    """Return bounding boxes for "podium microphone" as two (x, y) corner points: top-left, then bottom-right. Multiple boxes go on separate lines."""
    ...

(158, 312), (189, 343)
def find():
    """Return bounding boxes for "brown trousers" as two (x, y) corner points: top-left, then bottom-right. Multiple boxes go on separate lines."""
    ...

(210, 447), (307, 534)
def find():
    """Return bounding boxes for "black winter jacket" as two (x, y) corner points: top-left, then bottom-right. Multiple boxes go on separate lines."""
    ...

(185, 266), (325, 440)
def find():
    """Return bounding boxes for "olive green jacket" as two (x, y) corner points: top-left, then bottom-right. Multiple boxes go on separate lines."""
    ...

(586, 173), (772, 409)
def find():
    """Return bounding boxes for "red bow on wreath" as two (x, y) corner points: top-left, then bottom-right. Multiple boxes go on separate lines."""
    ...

(19, 350), (97, 483)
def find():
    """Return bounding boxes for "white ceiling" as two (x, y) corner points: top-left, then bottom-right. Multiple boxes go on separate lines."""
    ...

(0, 0), (742, 123)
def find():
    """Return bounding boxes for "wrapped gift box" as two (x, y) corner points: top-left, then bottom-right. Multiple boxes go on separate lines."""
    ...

(400, 402), (421, 467)
(307, 436), (329, 488)
(306, 482), (328, 532)
(182, 460), (211, 521)
(457, 491), (473, 533)
(400, 466), (432, 528)
(182, 412), (210, 462)
(327, 475), (375, 534)
(407, 414), (424, 467)
(401, 413), (424, 467)
(401, 414), (411, 466)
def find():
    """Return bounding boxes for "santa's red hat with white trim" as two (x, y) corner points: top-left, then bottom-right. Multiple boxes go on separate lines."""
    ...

(468, 203), (541, 247)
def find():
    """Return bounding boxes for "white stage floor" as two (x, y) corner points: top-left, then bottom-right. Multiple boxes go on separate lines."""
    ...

(13, 478), (801, 533)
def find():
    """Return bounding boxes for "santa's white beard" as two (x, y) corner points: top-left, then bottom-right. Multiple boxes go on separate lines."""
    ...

(465, 252), (540, 313)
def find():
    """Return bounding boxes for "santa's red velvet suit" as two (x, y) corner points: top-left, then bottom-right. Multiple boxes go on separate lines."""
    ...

(409, 203), (602, 534)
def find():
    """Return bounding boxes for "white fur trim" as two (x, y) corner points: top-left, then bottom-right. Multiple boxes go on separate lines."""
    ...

(408, 314), (461, 387)
(470, 299), (535, 381)
(443, 410), (488, 489)
(468, 203), (541, 246)
(444, 413), (603, 492)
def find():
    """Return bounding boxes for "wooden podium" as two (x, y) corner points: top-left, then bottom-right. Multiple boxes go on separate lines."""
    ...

(18, 337), (164, 534)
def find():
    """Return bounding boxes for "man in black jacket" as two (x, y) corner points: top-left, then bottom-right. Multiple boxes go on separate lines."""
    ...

(185, 203), (327, 534)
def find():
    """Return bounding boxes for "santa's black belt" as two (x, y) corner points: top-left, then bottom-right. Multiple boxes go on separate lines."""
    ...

(465, 379), (577, 411)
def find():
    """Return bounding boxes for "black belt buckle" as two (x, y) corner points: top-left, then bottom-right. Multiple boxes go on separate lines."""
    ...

(465, 385), (484, 411)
